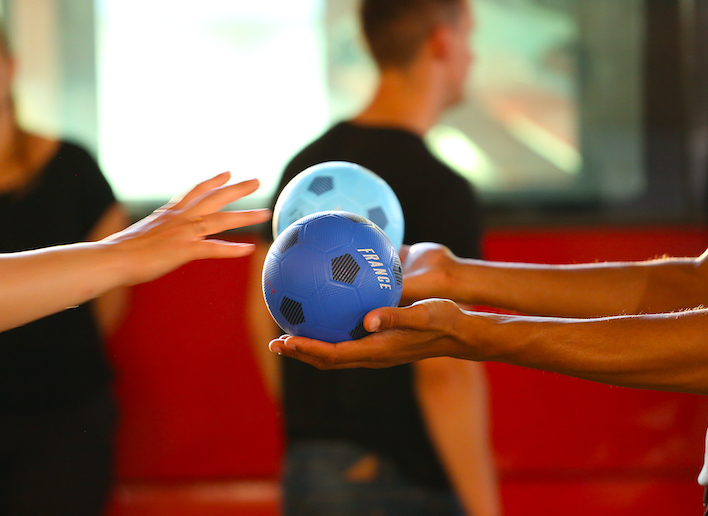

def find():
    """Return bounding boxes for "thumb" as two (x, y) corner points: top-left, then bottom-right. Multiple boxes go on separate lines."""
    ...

(365, 305), (418, 332)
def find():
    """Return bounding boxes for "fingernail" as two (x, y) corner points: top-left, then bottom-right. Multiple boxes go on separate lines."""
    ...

(369, 316), (380, 332)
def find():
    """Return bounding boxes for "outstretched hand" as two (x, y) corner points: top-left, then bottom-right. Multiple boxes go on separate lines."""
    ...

(105, 172), (271, 285)
(268, 299), (476, 369)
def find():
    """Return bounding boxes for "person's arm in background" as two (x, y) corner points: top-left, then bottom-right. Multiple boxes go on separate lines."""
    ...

(402, 244), (708, 316)
(0, 174), (271, 333)
(246, 160), (309, 402)
(246, 237), (282, 402)
(409, 181), (501, 516)
(88, 202), (131, 337)
(415, 357), (501, 516)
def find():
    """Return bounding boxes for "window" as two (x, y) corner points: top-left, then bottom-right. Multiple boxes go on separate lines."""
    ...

(3, 0), (705, 223)
(96, 0), (327, 203)
(324, 0), (645, 211)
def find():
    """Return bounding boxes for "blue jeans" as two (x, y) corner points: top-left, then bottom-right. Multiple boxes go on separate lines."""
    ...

(283, 440), (466, 516)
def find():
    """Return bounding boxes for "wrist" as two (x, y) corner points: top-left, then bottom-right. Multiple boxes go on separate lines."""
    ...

(448, 307), (482, 360)
(98, 238), (137, 288)
(452, 311), (518, 363)
(448, 257), (478, 305)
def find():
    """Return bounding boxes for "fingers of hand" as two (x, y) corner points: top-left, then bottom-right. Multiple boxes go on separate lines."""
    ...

(268, 337), (290, 356)
(193, 209), (270, 237)
(365, 306), (405, 332)
(155, 178), (265, 237)
(195, 240), (256, 260)
(173, 172), (232, 209)
(398, 245), (410, 263)
(187, 179), (261, 216)
(189, 216), (209, 236)
(269, 336), (343, 369)
(366, 301), (443, 333)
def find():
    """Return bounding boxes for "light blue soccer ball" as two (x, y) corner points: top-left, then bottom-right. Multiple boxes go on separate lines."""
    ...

(273, 161), (405, 250)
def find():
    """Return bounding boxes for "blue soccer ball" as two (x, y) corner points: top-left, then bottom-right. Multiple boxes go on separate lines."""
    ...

(273, 161), (405, 251)
(262, 211), (403, 343)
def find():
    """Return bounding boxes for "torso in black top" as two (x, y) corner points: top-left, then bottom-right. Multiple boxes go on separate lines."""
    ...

(0, 141), (116, 412)
(271, 122), (484, 491)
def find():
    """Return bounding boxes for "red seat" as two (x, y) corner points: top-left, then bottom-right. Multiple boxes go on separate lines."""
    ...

(484, 226), (708, 514)
(108, 480), (279, 516)
(105, 239), (282, 515)
(105, 226), (708, 515)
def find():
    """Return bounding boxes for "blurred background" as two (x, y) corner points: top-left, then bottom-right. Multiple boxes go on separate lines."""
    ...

(1, 0), (708, 515)
(7, 0), (705, 222)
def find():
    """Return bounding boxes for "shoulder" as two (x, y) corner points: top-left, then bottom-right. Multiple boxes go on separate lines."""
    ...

(291, 124), (349, 159)
(282, 125), (349, 178)
(48, 141), (102, 176)
(407, 146), (478, 198)
(54, 140), (97, 161)
(46, 141), (114, 201)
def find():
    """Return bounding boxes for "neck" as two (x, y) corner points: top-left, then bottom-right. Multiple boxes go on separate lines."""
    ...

(353, 65), (446, 136)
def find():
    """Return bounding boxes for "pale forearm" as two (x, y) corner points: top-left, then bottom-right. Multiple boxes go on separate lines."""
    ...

(465, 308), (708, 394)
(0, 175), (271, 334)
(0, 242), (127, 333)
(89, 202), (132, 338)
(415, 359), (502, 516)
(453, 255), (705, 317)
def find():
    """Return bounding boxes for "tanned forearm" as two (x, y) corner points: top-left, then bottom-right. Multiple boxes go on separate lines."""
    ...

(466, 308), (708, 393)
(451, 252), (707, 317)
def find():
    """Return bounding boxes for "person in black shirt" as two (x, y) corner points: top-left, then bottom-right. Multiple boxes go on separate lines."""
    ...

(0, 143), (125, 516)
(269, 1), (501, 515)
(0, 30), (272, 514)
(271, 243), (708, 513)
(0, 27), (133, 515)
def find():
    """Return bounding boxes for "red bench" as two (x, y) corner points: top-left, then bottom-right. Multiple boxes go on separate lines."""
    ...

(484, 226), (708, 515)
(106, 242), (282, 516)
(106, 227), (708, 515)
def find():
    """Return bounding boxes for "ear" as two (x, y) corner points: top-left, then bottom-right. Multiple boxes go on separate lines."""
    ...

(428, 23), (454, 61)
(8, 57), (17, 82)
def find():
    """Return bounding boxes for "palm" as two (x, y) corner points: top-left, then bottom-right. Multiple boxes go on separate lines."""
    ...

(271, 299), (468, 369)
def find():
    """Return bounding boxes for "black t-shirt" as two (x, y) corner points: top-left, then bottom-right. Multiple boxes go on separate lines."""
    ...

(0, 141), (116, 413)
(270, 122), (483, 491)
